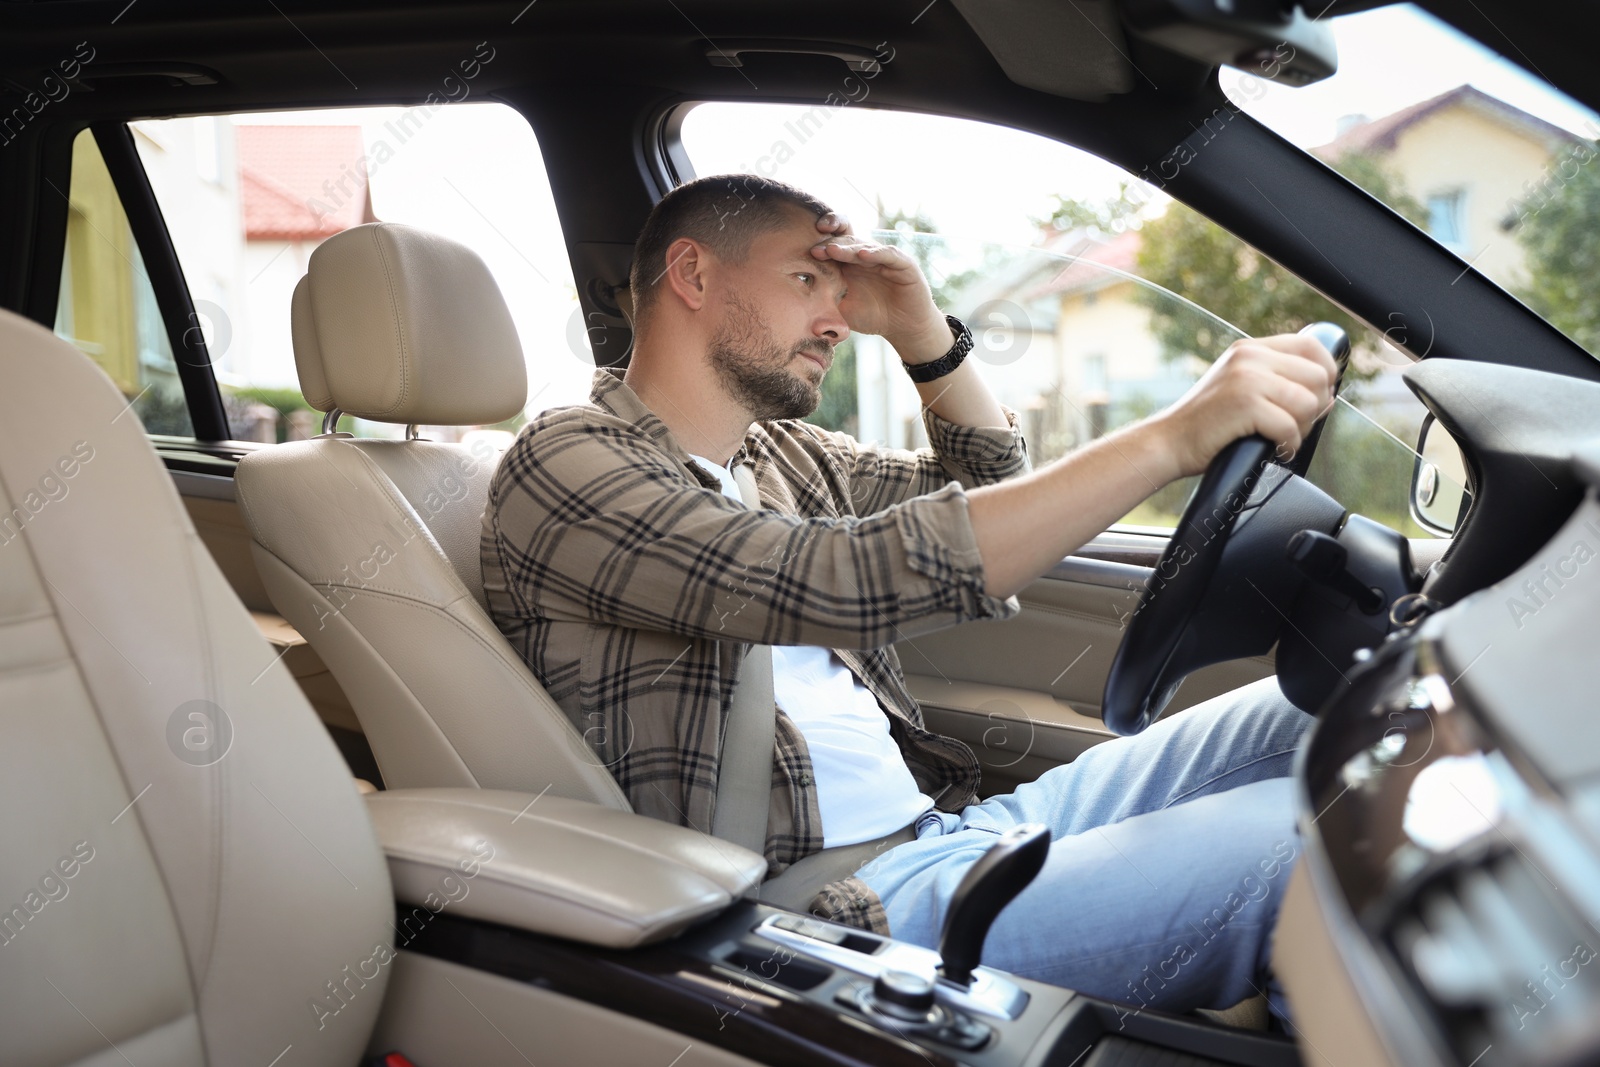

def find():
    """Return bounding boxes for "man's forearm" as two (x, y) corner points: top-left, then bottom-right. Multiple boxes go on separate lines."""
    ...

(912, 357), (1010, 429)
(893, 319), (1009, 430)
(966, 416), (1180, 599)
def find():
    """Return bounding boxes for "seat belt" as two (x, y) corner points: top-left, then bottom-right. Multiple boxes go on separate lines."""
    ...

(710, 463), (776, 858)
(713, 464), (921, 901)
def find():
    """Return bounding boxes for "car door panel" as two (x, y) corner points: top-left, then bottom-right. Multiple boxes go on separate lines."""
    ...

(899, 534), (1452, 795)
(897, 557), (1276, 796)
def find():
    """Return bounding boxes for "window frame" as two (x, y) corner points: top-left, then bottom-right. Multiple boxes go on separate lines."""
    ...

(87, 121), (230, 441)
(33, 120), (232, 441)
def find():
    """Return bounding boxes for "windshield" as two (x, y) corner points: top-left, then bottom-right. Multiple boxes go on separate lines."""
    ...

(1225, 3), (1600, 361)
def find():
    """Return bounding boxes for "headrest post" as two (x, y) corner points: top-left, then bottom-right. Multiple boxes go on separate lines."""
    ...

(405, 424), (422, 441)
(320, 408), (345, 436)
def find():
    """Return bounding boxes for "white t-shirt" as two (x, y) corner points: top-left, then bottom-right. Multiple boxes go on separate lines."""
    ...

(688, 453), (934, 847)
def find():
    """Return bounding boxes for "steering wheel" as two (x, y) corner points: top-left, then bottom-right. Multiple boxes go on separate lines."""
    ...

(1100, 322), (1351, 736)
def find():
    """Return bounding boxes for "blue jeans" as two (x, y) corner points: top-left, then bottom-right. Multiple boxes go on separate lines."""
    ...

(856, 677), (1311, 1021)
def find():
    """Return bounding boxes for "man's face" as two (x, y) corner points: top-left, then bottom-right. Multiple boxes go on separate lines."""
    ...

(704, 206), (850, 421)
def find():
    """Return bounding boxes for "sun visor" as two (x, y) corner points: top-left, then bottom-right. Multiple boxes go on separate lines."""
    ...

(948, 0), (1137, 102)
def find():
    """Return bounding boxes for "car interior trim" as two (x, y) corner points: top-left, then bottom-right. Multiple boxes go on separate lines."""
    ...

(88, 122), (230, 440)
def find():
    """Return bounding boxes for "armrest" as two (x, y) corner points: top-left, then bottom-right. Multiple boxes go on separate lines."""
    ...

(365, 788), (766, 949)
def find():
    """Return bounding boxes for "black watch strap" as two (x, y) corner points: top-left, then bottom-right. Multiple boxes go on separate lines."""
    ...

(902, 314), (973, 384)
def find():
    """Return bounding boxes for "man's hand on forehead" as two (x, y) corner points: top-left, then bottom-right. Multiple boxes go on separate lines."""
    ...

(806, 210), (951, 357)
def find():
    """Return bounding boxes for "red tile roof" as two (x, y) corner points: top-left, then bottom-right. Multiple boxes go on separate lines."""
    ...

(1036, 229), (1144, 297)
(237, 125), (374, 241)
(1313, 84), (1576, 161)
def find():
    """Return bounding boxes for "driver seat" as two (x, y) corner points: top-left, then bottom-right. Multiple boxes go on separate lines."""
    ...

(233, 223), (886, 910)
(235, 222), (628, 809)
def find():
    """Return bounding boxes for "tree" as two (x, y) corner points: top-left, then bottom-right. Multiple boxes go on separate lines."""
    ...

(1041, 181), (1146, 238)
(1513, 140), (1600, 355)
(1132, 152), (1428, 379)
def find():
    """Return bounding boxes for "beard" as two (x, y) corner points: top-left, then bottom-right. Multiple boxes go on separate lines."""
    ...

(707, 289), (831, 421)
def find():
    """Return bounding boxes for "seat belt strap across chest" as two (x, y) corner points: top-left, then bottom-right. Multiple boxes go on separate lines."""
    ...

(710, 462), (777, 859)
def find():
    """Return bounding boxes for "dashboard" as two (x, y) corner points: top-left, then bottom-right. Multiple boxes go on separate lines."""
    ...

(1282, 420), (1600, 1066)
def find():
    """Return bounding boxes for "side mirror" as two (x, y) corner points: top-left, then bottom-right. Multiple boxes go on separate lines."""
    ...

(1410, 413), (1472, 535)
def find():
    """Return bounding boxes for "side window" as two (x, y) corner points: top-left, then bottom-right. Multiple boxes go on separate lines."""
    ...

(678, 102), (1207, 529)
(131, 101), (586, 444)
(54, 129), (193, 436)
(677, 102), (1440, 535)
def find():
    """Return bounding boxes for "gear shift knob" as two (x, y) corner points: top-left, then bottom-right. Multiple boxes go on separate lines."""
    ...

(937, 823), (1050, 986)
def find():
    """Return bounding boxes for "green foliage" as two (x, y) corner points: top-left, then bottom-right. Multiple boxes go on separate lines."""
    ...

(1132, 152), (1427, 379)
(1113, 389), (1195, 525)
(1513, 140), (1600, 355)
(133, 385), (194, 437)
(1039, 155), (1434, 533)
(229, 385), (312, 417)
(1303, 403), (1428, 536)
(218, 383), (528, 441)
(878, 206), (981, 303)
(804, 206), (974, 436)
(807, 338), (859, 435)
(1040, 182), (1146, 238)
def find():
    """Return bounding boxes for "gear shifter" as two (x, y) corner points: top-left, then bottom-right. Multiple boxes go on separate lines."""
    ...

(937, 824), (1050, 986)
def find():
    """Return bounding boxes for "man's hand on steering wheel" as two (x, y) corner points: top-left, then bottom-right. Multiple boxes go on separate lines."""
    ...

(1151, 334), (1341, 479)
(1100, 324), (1349, 736)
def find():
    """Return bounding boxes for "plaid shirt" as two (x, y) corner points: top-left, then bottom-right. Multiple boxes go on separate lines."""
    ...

(482, 367), (1030, 931)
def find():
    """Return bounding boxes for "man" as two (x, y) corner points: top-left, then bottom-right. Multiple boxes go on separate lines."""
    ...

(481, 175), (1337, 1017)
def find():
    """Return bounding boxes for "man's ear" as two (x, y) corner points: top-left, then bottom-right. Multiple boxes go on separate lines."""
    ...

(660, 237), (708, 312)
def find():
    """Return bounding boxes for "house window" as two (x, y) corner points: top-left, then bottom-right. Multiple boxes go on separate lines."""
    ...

(1427, 189), (1466, 250)
(1083, 352), (1108, 394)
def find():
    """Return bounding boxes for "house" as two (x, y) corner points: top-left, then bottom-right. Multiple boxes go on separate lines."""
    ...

(235, 125), (375, 392)
(1312, 84), (1576, 288)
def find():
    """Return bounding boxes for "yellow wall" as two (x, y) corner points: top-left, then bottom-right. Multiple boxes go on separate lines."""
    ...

(1055, 280), (1166, 389)
(1386, 105), (1558, 287)
(58, 130), (141, 395)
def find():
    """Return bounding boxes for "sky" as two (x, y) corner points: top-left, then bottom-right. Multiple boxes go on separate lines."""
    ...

(1224, 4), (1599, 145)
(223, 3), (1596, 413)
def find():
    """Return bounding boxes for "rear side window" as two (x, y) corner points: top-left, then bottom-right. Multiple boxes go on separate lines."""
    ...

(54, 128), (193, 436)
(131, 101), (585, 443)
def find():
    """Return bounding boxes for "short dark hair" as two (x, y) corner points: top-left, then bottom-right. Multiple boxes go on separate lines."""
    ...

(628, 174), (833, 327)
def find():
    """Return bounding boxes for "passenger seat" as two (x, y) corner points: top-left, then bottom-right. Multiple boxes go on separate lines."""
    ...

(234, 222), (627, 808)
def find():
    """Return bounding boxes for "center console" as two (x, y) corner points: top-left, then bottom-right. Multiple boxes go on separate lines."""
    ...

(368, 784), (1303, 1066)
(402, 893), (1303, 1067)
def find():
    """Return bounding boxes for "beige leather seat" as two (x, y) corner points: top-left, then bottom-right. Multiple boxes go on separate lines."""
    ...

(235, 222), (627, 808)
(0, 306), (768, 1065)
(0, 309), (394, 1065)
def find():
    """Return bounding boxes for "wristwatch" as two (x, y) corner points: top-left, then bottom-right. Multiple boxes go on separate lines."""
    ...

(901, 314), (973, 384)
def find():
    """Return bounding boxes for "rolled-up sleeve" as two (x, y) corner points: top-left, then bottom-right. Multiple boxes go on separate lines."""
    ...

(487, 412), (1019, 652)
(805, 404), (1030, 516)
(896, 481), (1023, 626)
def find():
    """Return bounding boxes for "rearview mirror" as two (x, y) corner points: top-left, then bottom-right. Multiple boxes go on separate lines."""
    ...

(1411, 414), (1471, 535)
(1122, 0), (1337, 86)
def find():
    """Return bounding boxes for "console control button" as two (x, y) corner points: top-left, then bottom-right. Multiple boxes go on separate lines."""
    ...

(871, 970), (936, 1020)
(767, 914), (849, 945)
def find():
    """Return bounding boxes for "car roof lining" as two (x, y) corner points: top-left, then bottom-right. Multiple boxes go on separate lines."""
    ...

(0, 0), (1172, 114)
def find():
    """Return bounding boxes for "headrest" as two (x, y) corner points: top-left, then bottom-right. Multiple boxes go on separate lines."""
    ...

(292, 222), (527, 425)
